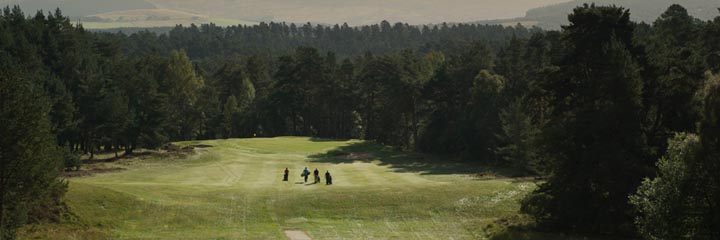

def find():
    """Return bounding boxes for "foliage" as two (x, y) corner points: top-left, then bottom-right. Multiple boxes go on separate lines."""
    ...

(496, 100), (540, 173)
(522, 4), (647, 235)
(641, 4), (705, 158)
(62, 146), (82, 171)
(127, 21), (534, 58)
(0, 71), (64, 239)
(631, 74), (720, 239)
(222, 95), (239, 138)
(164, 49), (205, 140)
(630, 133), (701, 239)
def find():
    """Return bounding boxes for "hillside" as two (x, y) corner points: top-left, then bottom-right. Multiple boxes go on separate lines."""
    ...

(523, 0), (720, 29)
(2, 0), (568, 29)
(144, 0), (569, 26)
(6, 0), (718, 30)
(81, 9), (256, 28)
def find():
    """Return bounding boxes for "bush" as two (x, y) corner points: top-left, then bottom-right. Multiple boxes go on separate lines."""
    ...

(631, 74), (720, 239)
(63, 147), (82, 171)
(630, 133), (702, 239)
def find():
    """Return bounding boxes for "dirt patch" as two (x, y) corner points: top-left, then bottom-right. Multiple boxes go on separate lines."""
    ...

(345, 152), (374, 160)
(284, 230), (311, 240)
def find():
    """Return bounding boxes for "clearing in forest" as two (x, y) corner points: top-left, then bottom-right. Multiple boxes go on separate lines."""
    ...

(20, 137), (591, 239)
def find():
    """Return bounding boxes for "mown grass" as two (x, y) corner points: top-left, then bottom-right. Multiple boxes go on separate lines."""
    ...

(20, 137), (599, 239)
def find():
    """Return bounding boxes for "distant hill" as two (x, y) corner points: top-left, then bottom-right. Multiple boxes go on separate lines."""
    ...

(0, 0), (256, 29)
(0, 0), (155, 17)
(2, 0), (569, 29)
(80, 9), (256, 29)
(10, 0), (713, 30)
(142, 0), (567, 26)
(522, 0), (720, 29)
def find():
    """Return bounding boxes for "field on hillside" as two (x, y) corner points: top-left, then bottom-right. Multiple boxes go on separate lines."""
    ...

(2, 0), (570, 28)
(20, 137), (594, 239)
(81, 18), (255, 29)
(80, 9), (257, 29)
(146, 0), (569, 25)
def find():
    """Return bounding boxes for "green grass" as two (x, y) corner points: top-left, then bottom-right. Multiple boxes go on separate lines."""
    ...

(20, 137), (597, 239)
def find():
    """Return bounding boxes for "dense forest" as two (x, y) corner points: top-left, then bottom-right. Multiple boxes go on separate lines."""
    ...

(1, 3), (719, 239)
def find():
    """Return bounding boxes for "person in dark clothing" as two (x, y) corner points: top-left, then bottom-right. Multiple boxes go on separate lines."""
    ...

(302, 167), (310, 182)
(313, 168), (320, 183)
(325, 171), (332, 185)
(283, 168), (289, 181)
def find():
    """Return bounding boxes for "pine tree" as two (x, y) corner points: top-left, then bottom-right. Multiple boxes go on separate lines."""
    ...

(463, 70), (505, 161)
(238, 77), (256, 113)
(643, 4), (705, 157)
(0, 72), (63, 239)
(522, 4), (647, 234)
(164, 50), (204, 140)
(496, 99), (540, 173)
(222, 95), (239, 138)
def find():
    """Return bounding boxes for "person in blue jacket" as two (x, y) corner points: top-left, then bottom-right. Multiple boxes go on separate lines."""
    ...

(302, 167), (310, 183)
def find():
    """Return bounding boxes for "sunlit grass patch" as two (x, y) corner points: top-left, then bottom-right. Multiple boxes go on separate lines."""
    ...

(20, 137), (596, 239)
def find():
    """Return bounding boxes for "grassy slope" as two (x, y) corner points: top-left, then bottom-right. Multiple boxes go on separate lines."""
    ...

(20, 137), (595, 239)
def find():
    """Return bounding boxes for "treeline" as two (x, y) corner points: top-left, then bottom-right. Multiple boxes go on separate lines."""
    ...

(1, 3), (720, 239)
(118, 20), (534, 58)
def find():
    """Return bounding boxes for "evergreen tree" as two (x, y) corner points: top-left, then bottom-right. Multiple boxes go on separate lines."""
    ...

(238, 77), (256, 113)
(463, 70), (505, 161)
(0, 71), (63, 239)
(127, 57), (170, 151)
(222, 95), (240, 138)
(496, 99), (540, 173)
(522, 4), (647, 234)
(164, 50), (204, 140)
(642, 4), (705, 157)
(418, 42), (495, 155)
(701, 10), (720, 73)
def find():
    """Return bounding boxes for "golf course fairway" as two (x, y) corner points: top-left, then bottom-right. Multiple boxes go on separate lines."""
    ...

(20, 137), (582, 239)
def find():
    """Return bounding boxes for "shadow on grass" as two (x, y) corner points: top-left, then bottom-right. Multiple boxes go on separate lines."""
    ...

(190, 144), (214, 148)
(83, 152), (153, 164)
(490, 227), (622, 240)
(310, 137), (351, 142)
(486, 218), (623, 240)
(308, 141), (526, 177)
